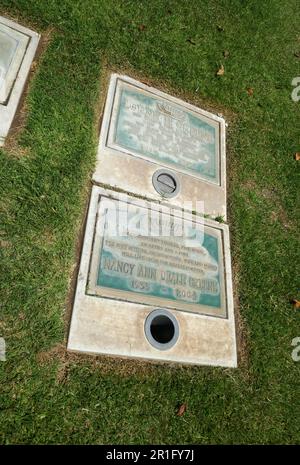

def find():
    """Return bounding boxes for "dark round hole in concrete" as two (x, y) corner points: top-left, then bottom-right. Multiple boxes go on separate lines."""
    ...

(150, 314), (175, 344)
(145, 309), (179, 350)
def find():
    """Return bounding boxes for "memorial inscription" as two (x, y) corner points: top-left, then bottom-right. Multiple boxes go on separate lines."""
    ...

(111, 84), (220, 184)
(87, 196), (227, 318)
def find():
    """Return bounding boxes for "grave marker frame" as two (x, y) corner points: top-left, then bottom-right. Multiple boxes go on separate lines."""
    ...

(68, 186), (237, 367)
(0, 15), (40, 146)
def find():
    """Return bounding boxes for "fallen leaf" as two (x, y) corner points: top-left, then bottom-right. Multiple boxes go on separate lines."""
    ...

(294, 152), (300, 161)
(177, 403), (187, 416)
(216, 64), (225, 76)
(223, 50), (230, 58)
(187, 38), (196, 45)
(294, 51), (300, 58)
(247, 87), (254, 96)
(291, 299), (300, 309)
(138, 24), (146, 31)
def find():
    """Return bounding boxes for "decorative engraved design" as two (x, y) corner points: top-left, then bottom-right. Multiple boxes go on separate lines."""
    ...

(156, 102), (185, 121)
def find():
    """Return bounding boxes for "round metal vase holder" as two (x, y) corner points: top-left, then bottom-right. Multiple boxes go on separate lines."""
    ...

(144, 309), (179, 351)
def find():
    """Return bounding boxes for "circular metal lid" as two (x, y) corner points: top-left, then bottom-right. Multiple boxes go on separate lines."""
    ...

(152, 169), (180, 198)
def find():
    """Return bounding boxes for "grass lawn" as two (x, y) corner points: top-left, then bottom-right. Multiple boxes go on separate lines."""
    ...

(0, 0), (300, 444)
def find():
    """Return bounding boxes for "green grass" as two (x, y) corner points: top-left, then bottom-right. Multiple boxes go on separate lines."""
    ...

(0, 0), (300, 444)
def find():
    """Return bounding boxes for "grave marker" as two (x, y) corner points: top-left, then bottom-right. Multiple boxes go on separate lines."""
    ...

(93, 74), (227, 219)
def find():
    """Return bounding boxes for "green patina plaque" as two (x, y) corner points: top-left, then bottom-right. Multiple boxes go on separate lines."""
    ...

(88, 197), (226, 318)
(110, 83), (220, 184)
